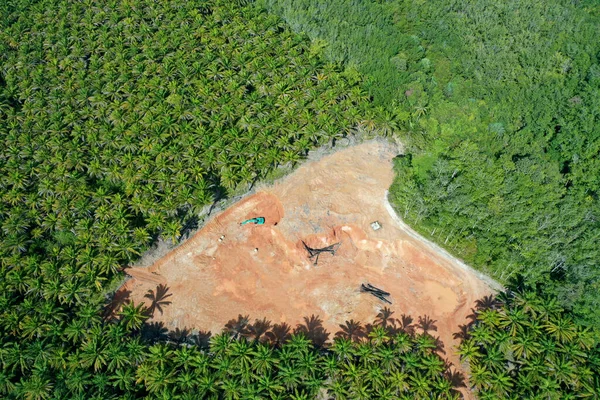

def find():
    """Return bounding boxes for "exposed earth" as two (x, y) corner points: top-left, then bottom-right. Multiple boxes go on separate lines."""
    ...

(120, 140), (497, 374)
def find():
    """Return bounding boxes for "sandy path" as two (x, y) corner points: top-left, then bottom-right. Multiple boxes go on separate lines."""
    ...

(120, 140), (498, 385)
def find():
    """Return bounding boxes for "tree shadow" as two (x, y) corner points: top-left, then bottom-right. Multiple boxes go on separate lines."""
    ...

(417, 315), (438, 334)
(294, 315), (330, 348)
(363, 323), (375, 336)
(465, 308), (478, 324)
(141, 319), (213, 349)
(453, 324), (472, 341)
(190, 330), (213, 350)
(141, 321), (169, 343)
(475, 294), (499, 311)
(170, 327), (191, 345)
(445, 368), (467, 392)
(143, 284), (172, 317)
(432, 335), (446, 355)
(177, 207), (201, 242)
(103, 289), (131, 320)
(205, 180), (227, 217)
(506, 274), (528, 294)
(374, 307), (395, 329)
(396, 314), (415, 336)
(453, 293), (503, 348)
(265, 322), (292, 347)
(224, 314), (251, 339)
(248, 317), (272, 342)
(335, 319), (366, 342)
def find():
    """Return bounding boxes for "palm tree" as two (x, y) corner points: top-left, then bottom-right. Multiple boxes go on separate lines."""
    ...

(296, 350), (319, 381)
(498, 307), (528, 337)
(256, 373), (284, 398)
(421, 352), (446, 378)
(79, 335), (108, 372)
(353, 342), (376, 368)
(251, 343), (278, 375)
(331, 337), (353, 361)
(111, 367), (136, 392)
(393, 331), (413, 355)
(414, 333), (438, 355)
(470, 324), (495, 346)
(288, 389), (310, 400)
(511, 332), (541, 360)
(456, 338), (482, 364)
(229, 339), (254, 379)
(119, 302), (149, 332)
(197, 374), (219, 399)
(220, 376), (243, 400)
(105, 342), (130, 372)
(277, 365), (301, 392)
(489, 370), (513, 396)
(326, 377), (348, 399)
(341, 361), (365, 386)
(469, 362), (492, 390)
(543, 316), (577, 344)
(412, 105), (428, 119)
(478, 309), (501, 328)
(408, 371), (431, 398)
(15, 374), (53, 400)
(175, 371), (198, 392)
(368, 326), (390, 346)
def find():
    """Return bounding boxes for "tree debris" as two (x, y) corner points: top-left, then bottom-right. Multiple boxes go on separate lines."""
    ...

(361, 283), (392, 304)
(302, 241), (341, 265)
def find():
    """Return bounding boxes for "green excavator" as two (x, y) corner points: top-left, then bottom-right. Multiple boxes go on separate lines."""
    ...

(240, 217), (265, 225)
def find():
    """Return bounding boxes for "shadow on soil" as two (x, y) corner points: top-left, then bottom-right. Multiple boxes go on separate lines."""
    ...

(105, 284), (462, 359)
(104, 286), (524, 396)
(104, 285), (488, 394)
(453, 294), (502, 342)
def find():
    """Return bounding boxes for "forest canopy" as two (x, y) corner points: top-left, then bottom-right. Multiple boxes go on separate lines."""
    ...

(458, 281), (600, 398)
(257, 0), (600, 330)
(0, 0), (379, 398)
(1, 0), (600, 398)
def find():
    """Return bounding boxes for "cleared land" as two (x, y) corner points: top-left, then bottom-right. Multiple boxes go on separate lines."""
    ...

(120, 140), (496, 368)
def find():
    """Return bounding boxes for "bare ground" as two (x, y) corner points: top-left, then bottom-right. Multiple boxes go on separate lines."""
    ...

(119, 140), (498, 384)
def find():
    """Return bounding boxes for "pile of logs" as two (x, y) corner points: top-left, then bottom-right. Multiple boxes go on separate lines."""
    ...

(302, 241), (341, 265)
(360, 283), (392, 304)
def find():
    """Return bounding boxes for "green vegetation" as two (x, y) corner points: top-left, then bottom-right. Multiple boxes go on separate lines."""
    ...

(458, 282), (600, 398)
(2, 0), (600, 397)
(0, 0), (383, 397)
(132, 310), (463, 399)
(258, 0), (600, 329)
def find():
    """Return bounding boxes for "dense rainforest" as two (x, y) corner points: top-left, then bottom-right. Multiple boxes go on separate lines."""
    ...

(257, 0), (600, 329)
(1, 0), (599, 398)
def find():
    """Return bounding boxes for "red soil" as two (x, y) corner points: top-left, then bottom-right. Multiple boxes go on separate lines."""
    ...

(119, 140), (495, 387)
